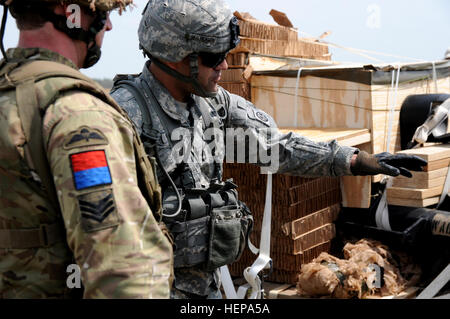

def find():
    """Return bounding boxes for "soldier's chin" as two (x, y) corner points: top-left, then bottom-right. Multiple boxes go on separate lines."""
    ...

(193, 85), (218, 98)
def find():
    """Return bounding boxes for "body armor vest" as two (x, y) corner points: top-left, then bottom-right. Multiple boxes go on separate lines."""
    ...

(113, 75), (253, 270)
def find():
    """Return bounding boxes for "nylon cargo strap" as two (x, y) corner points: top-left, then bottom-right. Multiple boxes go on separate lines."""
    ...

(220, 173), (273, 299)
(376, 65), (402, 231)
(0, 224), (64, 249)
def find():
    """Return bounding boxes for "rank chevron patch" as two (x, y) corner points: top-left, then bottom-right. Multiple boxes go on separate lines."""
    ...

(79, 192), (115, 222)
(77, 189), (119, 232)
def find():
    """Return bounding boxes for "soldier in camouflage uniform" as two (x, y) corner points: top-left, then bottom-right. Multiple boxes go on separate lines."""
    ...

(110, 0), (427, 299)
(0, 0), (173, 298)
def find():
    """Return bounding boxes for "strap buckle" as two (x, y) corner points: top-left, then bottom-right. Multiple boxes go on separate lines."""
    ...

(142, 128), (168, 148)
(39, 224), (50, 248)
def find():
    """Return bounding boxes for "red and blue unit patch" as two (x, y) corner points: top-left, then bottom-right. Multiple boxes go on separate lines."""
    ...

(70, 150), (112, 190)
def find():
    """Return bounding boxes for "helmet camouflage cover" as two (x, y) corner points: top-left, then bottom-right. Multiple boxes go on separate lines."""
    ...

(3, 0), (133, 11)
(138, 0), (240, 62)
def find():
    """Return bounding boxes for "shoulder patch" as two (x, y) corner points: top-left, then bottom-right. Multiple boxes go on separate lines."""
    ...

(255, 111), (269, 123)
(248, 108), (271, 127)
(77, 189), (119, 232)
(64, 126), (109, 150)
(70, 150), (112, 190)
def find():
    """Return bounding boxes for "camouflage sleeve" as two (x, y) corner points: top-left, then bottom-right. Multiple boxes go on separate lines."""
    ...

(42, 91), (173, 298)
(215, 87), (357, 177)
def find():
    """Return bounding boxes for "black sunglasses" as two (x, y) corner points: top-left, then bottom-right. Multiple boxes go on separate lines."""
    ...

(198, 51), (228, 69)
(197, 17), (240, 69)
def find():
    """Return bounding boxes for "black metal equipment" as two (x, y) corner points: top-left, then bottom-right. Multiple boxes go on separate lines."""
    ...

(400, 94), (450, 149)
(337, 187), (450, 285)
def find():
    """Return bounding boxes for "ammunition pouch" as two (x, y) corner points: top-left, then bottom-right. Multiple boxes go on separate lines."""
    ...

(169, 215), (210, 268)
(165, 180), (253, 270)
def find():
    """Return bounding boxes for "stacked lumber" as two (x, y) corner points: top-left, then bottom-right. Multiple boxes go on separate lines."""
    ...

(224, 163), (341, 284)
(219, 10), (331, 100)
(387, 144), (450, 207)
(234, 11), (330, 60)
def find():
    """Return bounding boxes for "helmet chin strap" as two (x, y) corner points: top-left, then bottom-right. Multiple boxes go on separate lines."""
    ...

(84, 43), (102, 68)
(150, 53), (218, 98)
(40, 8), (106, 68)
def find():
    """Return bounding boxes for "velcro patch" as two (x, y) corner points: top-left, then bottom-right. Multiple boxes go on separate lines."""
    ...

(64, 126), (109, 150)
(70, 150), (112, 190)
(77, 189), (119, 232)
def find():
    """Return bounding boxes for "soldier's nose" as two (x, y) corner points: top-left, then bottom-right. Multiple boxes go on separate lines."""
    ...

(214, 59), (228, 71)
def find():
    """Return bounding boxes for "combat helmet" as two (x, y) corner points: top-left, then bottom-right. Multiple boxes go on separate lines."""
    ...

(138, 0), (240, 97)
(0, 0), (133, 68)
(3, 0), (132, 11)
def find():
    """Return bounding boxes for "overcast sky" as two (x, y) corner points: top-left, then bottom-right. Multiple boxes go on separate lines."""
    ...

(2, 0), (449, 79)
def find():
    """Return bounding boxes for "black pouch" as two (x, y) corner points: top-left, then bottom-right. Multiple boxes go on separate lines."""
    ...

(169, 215), (210, 268)
(236, 201), (254, 261)
(205, 205), (242, 271)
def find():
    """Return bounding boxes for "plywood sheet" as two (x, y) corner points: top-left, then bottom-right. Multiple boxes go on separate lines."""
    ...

(387, 196), (440, 207)
(387, 185), (443, 200)
(392, 167), (447, 189)
(424, 157), (450, 172)
(251, 75), (373, 129)
(281, 204), (340, 240)
(395, 144), (450, 162)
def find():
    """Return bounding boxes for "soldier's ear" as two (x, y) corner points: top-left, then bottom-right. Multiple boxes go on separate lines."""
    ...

(165, 58), (190, 74)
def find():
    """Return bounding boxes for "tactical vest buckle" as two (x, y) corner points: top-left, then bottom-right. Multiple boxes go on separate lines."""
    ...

(39, 224), (51, 248)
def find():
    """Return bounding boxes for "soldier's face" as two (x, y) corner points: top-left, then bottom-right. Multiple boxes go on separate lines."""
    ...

(82, 11), (112, 49)
(94, 13), (113, 48)
(165, 54), (228, 99)
(197, 57), (228, 93)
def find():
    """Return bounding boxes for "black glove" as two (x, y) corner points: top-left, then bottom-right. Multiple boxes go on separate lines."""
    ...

(350, 151), (428, 178)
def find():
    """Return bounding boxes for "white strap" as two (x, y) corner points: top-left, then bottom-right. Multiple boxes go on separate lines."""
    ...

(375, 177), (393, 231)
(239, 173), (273, 299)
(247, 238), (259, 255)
(416, 264), (450, 299)
(431, 61), (438, 93)
(293, 67), (303, 127)
(376, 65), (401, 231)
(386, 65), (401, 152)
(220, 173), (273, 299)
(220, 265), (238, 299)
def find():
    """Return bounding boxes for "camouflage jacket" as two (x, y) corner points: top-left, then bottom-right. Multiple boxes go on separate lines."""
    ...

(110, 61), (357, 298)
(0, 48), (173, 299)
